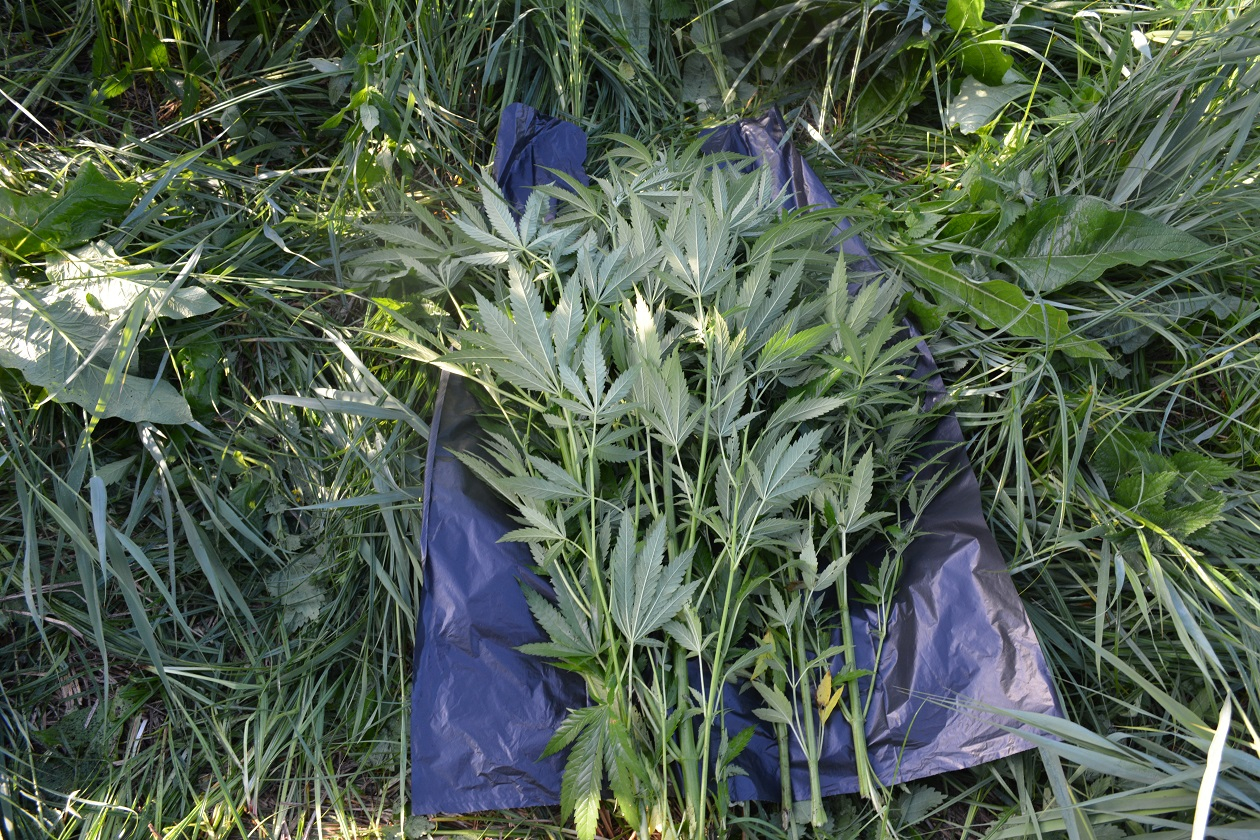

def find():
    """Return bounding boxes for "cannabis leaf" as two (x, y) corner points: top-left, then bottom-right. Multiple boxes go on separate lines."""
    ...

(610, 516), (699, 646)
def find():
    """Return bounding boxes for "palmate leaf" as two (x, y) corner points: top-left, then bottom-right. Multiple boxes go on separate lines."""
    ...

(755, 322), (835, 377)
(557, 706), (607, 840)
(763, 395), (846, 441)
(520, 583), (600, 661)
(551, 275), (585, 365)
(735, 259), (804, 355)
(454, 282), (559, 394)
(637, 351), (699, 449)
(610, 516), (699, 646)
(751, 428), (825, 514)
(660, 193), (735, 300)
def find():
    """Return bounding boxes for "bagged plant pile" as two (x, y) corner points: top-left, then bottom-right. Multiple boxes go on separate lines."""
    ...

(386, 111), (1059, 840)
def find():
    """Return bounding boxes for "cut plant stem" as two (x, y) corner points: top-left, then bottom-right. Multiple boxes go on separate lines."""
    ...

(834, 535), (878, 802)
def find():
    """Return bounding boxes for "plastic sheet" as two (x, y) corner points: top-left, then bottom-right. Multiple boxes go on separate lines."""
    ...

(410, 104), (1060, 814)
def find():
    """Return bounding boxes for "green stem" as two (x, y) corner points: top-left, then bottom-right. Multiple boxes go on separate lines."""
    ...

(775, 660), (796, 838)
(835, 540), (876, 801)
(795, 621), (825, 827)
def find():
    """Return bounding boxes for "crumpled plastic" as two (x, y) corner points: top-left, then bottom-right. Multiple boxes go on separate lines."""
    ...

(410, 103), (1060, 814)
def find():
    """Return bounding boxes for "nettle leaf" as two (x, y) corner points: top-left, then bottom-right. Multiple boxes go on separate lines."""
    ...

(264, 553), (326, 631)
(896, 784), (948, 827)
(1115, 470), (1177, 513)
(1170, 450), (1237, 485)
(1161, 495), (1226, 537)
(989, 196), (1206, 293)
(0, 243), (218, 423)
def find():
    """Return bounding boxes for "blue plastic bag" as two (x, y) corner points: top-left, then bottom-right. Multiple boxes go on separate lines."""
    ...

(410, 104), (1060, 813)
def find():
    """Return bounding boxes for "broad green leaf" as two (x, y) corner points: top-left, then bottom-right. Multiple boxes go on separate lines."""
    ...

(898, 251), (1108, 357)
(0, 163), (138, 257)
(45, 242), (220, 319)
(958, 36), (1013, 86)
(591, 0), (650, 62)
(946, 78), (1031, 133)
(946, 0), (985, 31)
(989, 196), (1206, 293)
(681, 53), (719, 109)
(0, 244), (215, 423)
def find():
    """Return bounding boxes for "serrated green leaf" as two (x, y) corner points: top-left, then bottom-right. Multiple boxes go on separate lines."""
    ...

(558, 708), (607, 840)
(754, 428), (824, 512)
(1115, 470), (1178, 512)
(483, 184), (523, 246)
(264, 553), (326, 631)
(1170, 451), (1238, 484)
(1159, 495), (1226, 537)
(611, 516), (699, 645)
(897, 784), (948, 827)
(843, 450), (875, 533)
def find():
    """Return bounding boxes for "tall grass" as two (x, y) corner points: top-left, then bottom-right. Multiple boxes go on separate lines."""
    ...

(2, 0), (1259, 837)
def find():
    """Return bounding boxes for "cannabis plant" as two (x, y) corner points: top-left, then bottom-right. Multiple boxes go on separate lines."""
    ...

(386, 143), (945, 840)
